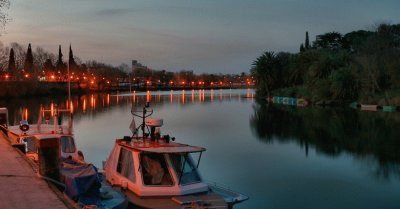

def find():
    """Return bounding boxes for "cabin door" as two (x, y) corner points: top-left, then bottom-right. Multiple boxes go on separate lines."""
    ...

(37, 138), (60, 180)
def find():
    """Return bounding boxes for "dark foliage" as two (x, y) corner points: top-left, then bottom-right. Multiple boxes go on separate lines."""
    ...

(252, 23), (400, 104)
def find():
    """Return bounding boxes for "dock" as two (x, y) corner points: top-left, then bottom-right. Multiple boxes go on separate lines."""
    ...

(0, 132), (68, 209)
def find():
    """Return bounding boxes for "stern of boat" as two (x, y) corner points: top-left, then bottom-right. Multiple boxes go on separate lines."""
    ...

(208, 182), (249, 207)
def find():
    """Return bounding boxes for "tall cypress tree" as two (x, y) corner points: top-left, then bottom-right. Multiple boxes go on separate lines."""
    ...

(56, 45), (66, 76)
(57, 45), (63, 64)
(8, 48), (16, 78)
(23, 43), (34, 77)
(69, 44), (73, 64)
(305, 31), (310, 49)
(69, 44), (77, 72)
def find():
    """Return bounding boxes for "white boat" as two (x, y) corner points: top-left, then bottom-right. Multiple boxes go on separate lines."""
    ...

(104, 103), (248, 209)
(6, 106), (84, 163)
(4, 106), (127, 209)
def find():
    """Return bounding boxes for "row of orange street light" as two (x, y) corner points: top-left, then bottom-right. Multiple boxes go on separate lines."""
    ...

(2, 73), (104, 86)
(146, 80), (253, 86)
(2, 72), (255, 87)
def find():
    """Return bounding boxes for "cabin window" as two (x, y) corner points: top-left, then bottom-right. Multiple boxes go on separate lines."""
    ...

(0, 113), (7, 125)
(117, 148), (135, 182)
(141, 153), (173, 186)
(60, 136), (76, 153)
(23, 136), (36, 153)
(170, 153), (201, 185)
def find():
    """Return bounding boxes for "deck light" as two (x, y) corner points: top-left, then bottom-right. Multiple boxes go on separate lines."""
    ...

(19, 120), (30, 132)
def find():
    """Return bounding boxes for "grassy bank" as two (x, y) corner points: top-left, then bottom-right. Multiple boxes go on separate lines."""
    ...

(0, 81), (83, 98)
(270, 86), (400, 106)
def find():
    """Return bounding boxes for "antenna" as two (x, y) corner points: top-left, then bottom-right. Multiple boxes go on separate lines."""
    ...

(131, 102), (153, 138)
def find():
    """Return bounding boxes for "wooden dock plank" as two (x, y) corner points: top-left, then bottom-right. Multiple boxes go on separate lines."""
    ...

(0, 132), (68, 209)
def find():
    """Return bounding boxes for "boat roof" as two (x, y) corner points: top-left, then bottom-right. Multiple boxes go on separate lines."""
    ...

(8, 124), (73, 139)
(0, 107), (8, 114)
(117, 139), (206, 154)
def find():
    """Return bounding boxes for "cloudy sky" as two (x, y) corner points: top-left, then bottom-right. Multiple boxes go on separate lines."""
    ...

(1, 0), (400, 73)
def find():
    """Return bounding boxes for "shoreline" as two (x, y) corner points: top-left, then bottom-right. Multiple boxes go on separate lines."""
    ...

(0, 81), (252, 99)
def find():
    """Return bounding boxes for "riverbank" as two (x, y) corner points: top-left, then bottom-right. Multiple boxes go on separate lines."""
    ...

(0, 132), (69, 209)
(0, 81), (252, 99)
(268, 86), (400, 107)
(0, 81), (84, 98)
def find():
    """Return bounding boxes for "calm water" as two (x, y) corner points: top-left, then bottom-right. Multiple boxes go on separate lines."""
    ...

(2, 89), (400, 209)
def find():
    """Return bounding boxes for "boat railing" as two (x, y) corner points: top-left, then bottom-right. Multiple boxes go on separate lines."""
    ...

(37, 105), (73, 135)
(205, 180), (249, 204)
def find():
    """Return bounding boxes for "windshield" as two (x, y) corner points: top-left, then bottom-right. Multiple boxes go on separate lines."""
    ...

(170, 153), (201, 185)
(60, 136), (76, 153)
(141, 153), (173, 186)
(117, 148), (135, 182)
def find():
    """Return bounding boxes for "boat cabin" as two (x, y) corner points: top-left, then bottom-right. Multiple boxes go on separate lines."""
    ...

(6, 106), (83, 163)
(105, 107), (248, 208)
(105, 137), (208, 197)
(18, 133), (81, 162)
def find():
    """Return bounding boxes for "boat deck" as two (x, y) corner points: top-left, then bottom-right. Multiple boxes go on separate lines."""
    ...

(0, 132), (68, 209)
(118, 138), (206, 153)
(8, 124), (71, 136)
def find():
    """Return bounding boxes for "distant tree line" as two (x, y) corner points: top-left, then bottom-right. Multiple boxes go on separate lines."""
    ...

(251, 23), (400, 105)
(0, 42), (252, 89)
(0, 42), (128, 83)
(129, 67), (251, 88)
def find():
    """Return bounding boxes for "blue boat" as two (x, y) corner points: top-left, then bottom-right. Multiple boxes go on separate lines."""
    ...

(61, 160), (127, 209)
(382, 106), (397, 112)
(282, 97), (289, 105)
(272, 96), (308, 107)
(278, 96), (284, 104)
(273, 96), (279, 103)
(288, 98), (297, 106)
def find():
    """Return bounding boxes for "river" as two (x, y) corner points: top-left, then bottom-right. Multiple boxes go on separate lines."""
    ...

(1, 89), (400, 209)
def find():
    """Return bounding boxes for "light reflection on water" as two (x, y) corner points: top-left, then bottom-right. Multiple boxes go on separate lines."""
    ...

(1, 89), (400, 209)
(2, 89), (254, 125)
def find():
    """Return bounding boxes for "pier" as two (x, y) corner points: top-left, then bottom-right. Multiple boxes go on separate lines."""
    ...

(0, 132), (68, 209)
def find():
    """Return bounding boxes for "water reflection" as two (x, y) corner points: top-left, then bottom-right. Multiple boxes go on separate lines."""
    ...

(0, 89), (254, 126)
(250, 100), (400, 181)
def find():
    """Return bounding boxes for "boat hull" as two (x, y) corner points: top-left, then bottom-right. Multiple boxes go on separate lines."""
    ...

(382, 106), (397, 112)
(360, 104), (379, 111)
(113, 182), (248, 209)
(121, 188), (228, 209)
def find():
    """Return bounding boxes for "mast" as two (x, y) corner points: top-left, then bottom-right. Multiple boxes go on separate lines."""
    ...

(68, 44), (72, 103)
(67, 45), (73, 134)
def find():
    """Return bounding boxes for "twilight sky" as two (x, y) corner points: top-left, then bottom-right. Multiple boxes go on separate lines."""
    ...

(1, 0), (400, 73)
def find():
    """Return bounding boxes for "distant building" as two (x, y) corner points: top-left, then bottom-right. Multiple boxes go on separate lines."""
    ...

(131, 60), (148, 71)
(131, 60), (152, 85)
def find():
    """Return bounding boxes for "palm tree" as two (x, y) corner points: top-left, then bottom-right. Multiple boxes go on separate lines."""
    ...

(313, 32), (343, 50)
(251, 51), (278, 97)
